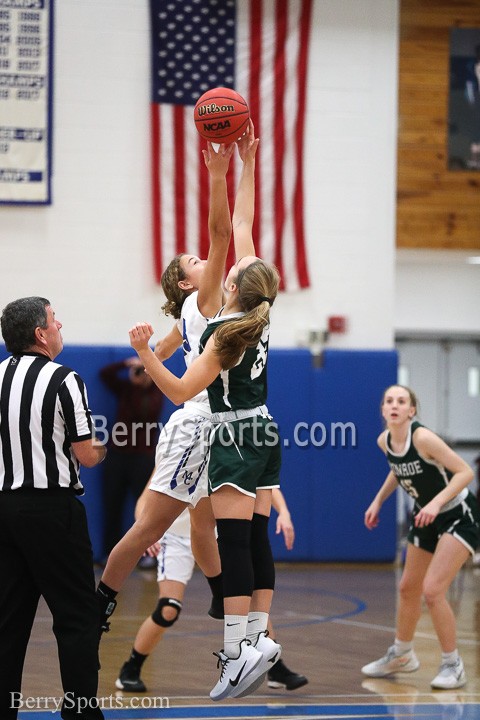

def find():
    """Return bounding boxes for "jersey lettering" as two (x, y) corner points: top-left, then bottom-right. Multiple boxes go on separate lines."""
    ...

(181, 470), (194, 486)
(251, 327), (269, 380)
(220, 369), (232, 409)
(389, 460), (423, 478)
(182, 318), (191, 356)
(398, 478), (420, 499)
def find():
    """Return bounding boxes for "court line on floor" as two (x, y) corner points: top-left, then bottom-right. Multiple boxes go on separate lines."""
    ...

(19, 701), (480, 719)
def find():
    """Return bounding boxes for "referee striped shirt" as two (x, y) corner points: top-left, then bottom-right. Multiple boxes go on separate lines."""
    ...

(0, 353), (94, 494)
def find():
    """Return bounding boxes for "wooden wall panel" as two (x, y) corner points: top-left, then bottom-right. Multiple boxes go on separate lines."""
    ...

(397, 0), (480, 249)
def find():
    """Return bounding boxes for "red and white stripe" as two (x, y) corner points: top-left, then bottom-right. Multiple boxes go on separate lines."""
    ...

(151, 0), (312, 291)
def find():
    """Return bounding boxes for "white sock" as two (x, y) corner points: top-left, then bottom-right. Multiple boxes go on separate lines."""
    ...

(246, 611), (269, 645)
(394, 639), (413, 656)
(442, 649), (459, 665)
(223, 615), (248, 657)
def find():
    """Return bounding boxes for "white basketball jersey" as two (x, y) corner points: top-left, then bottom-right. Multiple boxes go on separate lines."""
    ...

(180, 291), (209, 409)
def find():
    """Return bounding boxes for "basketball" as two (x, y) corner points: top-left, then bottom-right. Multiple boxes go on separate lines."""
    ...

(194, 87), (249, 144)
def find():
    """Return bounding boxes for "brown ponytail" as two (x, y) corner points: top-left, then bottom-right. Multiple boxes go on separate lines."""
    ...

(160, 254), (187, 319)
(213, 260), (280, 370)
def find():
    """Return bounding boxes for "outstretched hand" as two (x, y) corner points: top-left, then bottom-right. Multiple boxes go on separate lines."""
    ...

(129, 322), (154, 353)
(202, 141), (235, 177)
(276, 511), (295, 550)
(236, 119), (259, 162)
(364, 500), (381, 530)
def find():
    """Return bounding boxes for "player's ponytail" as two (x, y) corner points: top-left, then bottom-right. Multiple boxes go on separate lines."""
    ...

(214, 260), (280, 370)
(161, 254), (187, 319)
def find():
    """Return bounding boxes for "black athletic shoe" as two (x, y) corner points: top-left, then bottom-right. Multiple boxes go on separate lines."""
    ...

(115, 662), (147, 693)
(267, 658), (308, 691)
(207, 595), (224, 620)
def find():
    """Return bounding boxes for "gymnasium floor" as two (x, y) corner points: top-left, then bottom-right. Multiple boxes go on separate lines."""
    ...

(19, 562), (480, 719)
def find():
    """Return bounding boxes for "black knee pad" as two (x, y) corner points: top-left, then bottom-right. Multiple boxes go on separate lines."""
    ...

(151, 597), (182, 628)
(251, 512), (275, 590)
(216, 518), (254, 598)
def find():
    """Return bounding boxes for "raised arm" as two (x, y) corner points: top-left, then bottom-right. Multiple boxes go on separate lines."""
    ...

(129, 322), (221, 406)
(233, 120), (259, 260)
(197, 142), (234, 318)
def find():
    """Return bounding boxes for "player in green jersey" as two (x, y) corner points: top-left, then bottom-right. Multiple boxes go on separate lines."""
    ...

(128, 123), (283, 701)
(362, 385), (480, 690)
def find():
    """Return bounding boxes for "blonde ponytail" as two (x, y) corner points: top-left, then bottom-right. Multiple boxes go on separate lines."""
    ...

(214, 260), (280, 370)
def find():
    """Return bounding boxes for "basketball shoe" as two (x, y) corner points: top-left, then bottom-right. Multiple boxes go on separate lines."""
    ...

(361, 645), (420, 677)
(234, 632), (282, 698)
(210, 639), (262, 701)
(115, 662), (146, 692)
(430, 657), (467, 690)
(268, 658), (308, 690)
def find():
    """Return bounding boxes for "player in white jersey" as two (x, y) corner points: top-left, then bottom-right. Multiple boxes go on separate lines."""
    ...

(150, 291), (211, 506)
(97, 141), (235, 633)
(115, 508), (194, 692)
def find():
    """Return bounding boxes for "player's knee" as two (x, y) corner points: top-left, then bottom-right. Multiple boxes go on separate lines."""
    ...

(422, 580), (444, 607)
(216, 518), (253, 597)
(151, 597), (183, 627)
(399, 574), (421, 600)
(190, 500), (216, 533)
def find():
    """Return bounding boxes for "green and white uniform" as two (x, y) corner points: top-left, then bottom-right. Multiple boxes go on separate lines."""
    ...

(200, 312), (281, 497)
(385, 421), (480, 555)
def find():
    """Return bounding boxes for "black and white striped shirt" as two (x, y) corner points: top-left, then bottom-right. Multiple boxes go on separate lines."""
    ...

(0, 353), (93, 494)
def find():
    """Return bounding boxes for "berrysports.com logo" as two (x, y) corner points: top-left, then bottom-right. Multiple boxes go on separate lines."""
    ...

(91, 415), (358, 451)
(10, 692), (170, 713)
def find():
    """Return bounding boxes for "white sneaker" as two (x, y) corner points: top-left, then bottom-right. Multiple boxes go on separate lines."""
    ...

(233, 632), (282, 698)
(431, 657), (467, 690)
(210, 639), (262, 701)
(361, 645), (420, 677)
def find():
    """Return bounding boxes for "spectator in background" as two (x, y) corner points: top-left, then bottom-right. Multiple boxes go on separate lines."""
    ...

(100, 358), (164, 561)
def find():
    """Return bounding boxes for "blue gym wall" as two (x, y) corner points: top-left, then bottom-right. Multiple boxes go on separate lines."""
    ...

(0, 345), (397, 563)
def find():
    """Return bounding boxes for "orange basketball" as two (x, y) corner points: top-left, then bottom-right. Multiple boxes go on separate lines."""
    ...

(194, 87), (249, 144)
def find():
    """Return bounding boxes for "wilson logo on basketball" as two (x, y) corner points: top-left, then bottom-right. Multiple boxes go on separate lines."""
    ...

(203, 120), (232, 132)
(194, 87), (249, 142)
(197, 102), (235, 116)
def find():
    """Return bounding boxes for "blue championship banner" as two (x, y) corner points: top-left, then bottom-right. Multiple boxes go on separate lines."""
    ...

(0, 0), (53, 204)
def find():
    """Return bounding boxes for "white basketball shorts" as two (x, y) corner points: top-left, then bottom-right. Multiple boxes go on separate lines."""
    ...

(149, 407), (211, 508)
(156, 530), (195, 585)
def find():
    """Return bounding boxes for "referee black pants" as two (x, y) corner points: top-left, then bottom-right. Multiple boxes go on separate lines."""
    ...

(0, 489), (104, 720)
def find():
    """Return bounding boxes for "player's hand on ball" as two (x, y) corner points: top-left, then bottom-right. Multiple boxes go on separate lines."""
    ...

(202, 141), (234, 177)
(236, 119), (259, 162)
(129, 322), (154, 352)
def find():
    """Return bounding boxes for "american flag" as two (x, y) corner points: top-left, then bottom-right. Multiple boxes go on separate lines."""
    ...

(150, 0), (312, 290)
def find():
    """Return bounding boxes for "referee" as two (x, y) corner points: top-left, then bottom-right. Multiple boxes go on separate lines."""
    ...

(0, 297), (107, 720)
